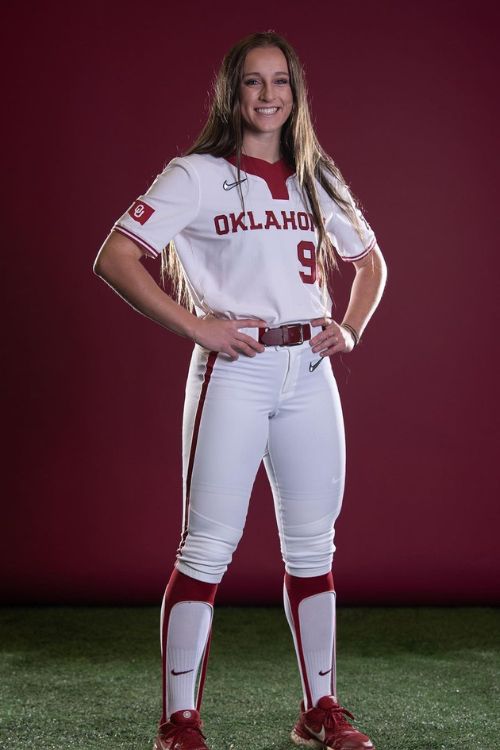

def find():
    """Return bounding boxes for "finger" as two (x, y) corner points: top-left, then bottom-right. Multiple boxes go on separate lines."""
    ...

(225, 346), (239, 360)
(310, 321), (338, 346)
(310, 317), (329, 327)
(310, 333), (324, 347)
(310, 329), (329, 346)
(313, 336), (344, 353)
(312, 334), (338, 352)
(236, 342), (260, 357)
(235, 318), (268, 329)
(320, 341), (348, 357)
(236, 333), (266, 352)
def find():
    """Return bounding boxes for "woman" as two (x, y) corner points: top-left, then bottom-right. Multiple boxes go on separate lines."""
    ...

(94, 31), (387, 750)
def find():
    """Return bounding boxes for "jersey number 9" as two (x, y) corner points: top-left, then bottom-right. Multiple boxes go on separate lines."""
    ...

(298, 240), (316, 284)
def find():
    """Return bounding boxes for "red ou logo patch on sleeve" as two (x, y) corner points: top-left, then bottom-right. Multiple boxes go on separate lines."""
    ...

(128, 200), (154, 225)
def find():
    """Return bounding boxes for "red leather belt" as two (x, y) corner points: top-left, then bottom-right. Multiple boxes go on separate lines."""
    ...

(258, 322), (312, 347)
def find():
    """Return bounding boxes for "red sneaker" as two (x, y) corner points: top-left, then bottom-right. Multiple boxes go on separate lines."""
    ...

(291, 695), (375, 749)
(153, 709), (209, 750)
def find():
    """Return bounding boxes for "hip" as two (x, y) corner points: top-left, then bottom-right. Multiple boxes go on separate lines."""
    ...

(186, 323), (339, 405)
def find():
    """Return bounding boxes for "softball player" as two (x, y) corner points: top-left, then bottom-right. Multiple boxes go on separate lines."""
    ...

(94, 31), (387, 750)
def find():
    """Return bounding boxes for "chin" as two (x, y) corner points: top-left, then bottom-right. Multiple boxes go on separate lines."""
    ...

(250, 118), (287, 134)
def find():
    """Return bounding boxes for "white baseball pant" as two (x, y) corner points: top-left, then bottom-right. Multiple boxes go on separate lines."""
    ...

(175, 323), (346, 584)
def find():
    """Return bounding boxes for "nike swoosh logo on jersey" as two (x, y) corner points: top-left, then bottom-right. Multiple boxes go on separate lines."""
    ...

(223, 178), (248, 190)
(319, 668), (332, 676)
(171, 668), (194, 676)
(309, 357), (324, 372)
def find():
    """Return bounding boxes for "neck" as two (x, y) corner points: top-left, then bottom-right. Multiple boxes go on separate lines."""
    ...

(241, 131), (282, 163)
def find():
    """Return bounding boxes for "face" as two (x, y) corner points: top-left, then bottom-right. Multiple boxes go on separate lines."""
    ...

(239, 46), (294, 136)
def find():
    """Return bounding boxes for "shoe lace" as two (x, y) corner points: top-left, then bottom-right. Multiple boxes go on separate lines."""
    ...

(320, 702), (356, 734)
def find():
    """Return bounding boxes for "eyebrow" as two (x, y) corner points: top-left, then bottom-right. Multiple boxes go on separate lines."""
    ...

(243, 71), (289, 76)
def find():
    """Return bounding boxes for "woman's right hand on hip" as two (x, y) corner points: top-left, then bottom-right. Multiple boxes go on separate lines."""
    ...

(192, 315), (267, 360)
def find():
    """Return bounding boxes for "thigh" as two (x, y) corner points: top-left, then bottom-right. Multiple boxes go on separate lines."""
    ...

(263, 353), (345, 572)
(182, 345), (274, 535)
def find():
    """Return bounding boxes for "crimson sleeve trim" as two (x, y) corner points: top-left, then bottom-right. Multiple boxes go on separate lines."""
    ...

(339, 237), (377, 263)
(112, 225), (160, 258)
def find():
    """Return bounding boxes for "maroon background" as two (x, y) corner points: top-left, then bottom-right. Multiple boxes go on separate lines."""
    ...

(2, 1), (498, 605)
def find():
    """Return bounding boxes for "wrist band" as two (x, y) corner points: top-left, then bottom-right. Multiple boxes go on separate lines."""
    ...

(341, 322), (360, 347)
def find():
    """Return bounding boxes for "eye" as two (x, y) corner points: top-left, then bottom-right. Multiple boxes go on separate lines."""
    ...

(244, 78), (260, 86)
(275, 78), (289, 85)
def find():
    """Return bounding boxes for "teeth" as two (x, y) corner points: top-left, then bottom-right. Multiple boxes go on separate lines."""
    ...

(255, 107), (279, 114)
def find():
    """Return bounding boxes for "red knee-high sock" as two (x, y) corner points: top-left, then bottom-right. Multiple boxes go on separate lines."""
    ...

(284, 572), (336, 710)
(160, 569), (218, 724)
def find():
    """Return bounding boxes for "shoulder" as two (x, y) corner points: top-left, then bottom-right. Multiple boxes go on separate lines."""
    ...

(165, 152), (230, 182)
(314, 166), (350, 204)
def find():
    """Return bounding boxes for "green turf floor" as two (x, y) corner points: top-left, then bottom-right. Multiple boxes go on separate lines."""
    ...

(0, 607), (498, 749)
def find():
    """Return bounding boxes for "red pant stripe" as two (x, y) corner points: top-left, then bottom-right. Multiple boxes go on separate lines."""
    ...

(177, 349), (218, 557)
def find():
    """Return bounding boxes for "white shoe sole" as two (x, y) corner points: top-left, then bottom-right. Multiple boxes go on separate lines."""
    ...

(290, 728), (323, 748)
(291, 728), (374, 750)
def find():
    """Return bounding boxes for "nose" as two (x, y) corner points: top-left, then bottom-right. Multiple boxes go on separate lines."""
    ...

(259, 81), (273, 101)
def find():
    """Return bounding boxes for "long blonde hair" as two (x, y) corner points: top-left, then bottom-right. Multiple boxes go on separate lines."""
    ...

(162, 31), (367, 314)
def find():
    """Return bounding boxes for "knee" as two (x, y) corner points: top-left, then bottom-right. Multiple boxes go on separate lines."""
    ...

(282, 516), (336, 578)
(176, 509), (244, 584)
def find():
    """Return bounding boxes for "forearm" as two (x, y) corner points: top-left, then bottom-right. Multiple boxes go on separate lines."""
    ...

(94, 252), (198, 341)
(341, 247), (387, 337)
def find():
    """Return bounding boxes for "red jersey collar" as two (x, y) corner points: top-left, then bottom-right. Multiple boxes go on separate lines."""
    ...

(224, 152), (295, 200)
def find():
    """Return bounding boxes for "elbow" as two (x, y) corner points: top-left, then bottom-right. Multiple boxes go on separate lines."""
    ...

(373, 243), (388, 283)
(93, 233), (116, 279)
(380, 252), (388, 286)
(92, 256), (102, 277)
(93, 231), (144, 280)
(93, 245), (113, 280)
(380, 258), (388, 287)
(93, 255), (107, 280)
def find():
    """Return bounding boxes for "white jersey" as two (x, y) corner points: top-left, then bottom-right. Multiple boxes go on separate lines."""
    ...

(112, 152), (376, 327)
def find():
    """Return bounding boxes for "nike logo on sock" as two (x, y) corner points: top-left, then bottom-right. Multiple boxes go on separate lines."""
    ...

(309, 357), (324, 372)
(171, 668), (194, 676)
(223, 178), (248, 190)
(319, 668), (332, 676)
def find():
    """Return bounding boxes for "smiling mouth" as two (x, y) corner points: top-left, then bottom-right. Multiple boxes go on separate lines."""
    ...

(254, 106), (280, 115)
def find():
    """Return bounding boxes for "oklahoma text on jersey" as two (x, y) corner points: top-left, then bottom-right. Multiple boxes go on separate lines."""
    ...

(213, 210), (315, 235)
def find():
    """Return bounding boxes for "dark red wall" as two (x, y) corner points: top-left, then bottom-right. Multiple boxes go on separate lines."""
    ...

(3, 1), (498, 604)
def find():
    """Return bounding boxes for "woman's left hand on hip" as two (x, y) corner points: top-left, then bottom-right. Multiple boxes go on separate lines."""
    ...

(309, 317), (355, 356)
